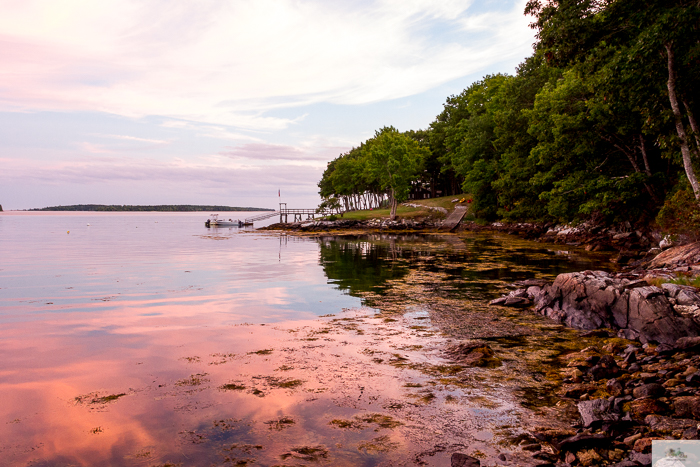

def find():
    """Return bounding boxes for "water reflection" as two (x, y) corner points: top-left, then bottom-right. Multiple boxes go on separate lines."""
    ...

(318, 232), (611, 304)
(0, 214), (614, 466)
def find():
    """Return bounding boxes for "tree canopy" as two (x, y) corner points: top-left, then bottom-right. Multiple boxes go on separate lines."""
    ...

(319, 0), (700, 234)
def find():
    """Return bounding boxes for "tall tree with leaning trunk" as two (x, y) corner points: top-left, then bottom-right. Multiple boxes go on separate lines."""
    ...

(665, 42), (700, 201)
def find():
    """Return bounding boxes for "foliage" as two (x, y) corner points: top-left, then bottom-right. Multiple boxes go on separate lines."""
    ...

(365, 127), (428, 219)
(317, 127), (427, 219)
(657, 187), (700, 239)
(318, 0), (700, 226)
(318, 238), (410, 296)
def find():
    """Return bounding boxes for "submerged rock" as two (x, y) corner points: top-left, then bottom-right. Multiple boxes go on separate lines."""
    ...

(451, 452), (480, 467)
(445, 342), (501, 368)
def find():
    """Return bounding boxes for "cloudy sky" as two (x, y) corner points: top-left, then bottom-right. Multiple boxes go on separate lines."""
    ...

(0, 0), (536, 210)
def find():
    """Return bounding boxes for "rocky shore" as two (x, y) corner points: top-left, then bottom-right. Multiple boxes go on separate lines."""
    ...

(482, 243), (700, 467)
(262, 216), (700, 466)
(261, 216), (691, 270)
(453, 333), (700, 467)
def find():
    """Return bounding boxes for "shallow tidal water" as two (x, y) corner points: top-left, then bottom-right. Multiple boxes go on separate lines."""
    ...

(0, 212), (614, 466)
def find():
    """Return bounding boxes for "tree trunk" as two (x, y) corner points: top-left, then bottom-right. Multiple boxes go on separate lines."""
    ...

(683, 99), (700, 155)
(638, 134), (660, 204)
(638, 134), (652, 176)
(389, 189), (398, 220)
(604, 134), (659, 203)
(665, 42), (700, 201)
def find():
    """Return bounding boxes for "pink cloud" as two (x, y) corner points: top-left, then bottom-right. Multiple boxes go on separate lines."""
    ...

(221, 143), (347, 162)
(0, 157), (323, 189)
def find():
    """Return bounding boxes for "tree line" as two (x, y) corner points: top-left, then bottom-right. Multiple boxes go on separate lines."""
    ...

(319, 0), (699, 233)
(29, 205), (273, 212)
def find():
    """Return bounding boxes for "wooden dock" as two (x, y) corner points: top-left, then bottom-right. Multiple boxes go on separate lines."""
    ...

(245, 203), (335, 224)
(439, 206), (468, 232)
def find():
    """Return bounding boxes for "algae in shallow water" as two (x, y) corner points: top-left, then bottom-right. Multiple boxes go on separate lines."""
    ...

(219, 383), (246, 391)
(179, 356), (201, 363)
(330, 418), (365, 430)
(357, 435), (400, 454)
(330, 413), (403, 431)
(74, 392), (127, 405)
(265, 416), (295, 430)
(280, 445), (329, 461)
(209, 353), (235, 365)
(175, 373), (209, 386)
(356, 413), (404, 429)
(262, 376), (304, 389)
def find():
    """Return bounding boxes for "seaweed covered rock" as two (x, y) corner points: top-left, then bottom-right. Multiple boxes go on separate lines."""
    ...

(445, 342), (501, 368)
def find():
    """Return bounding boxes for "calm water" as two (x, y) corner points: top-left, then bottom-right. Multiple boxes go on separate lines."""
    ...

(0, 212), (612, 467)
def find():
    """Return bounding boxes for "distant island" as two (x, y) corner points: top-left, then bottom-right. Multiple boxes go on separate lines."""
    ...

(29, 205), (274, 212)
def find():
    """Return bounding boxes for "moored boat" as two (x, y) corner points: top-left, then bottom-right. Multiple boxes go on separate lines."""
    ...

(205, 213), (242, 228)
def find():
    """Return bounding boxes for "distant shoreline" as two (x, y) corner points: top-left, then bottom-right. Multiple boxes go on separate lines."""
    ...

(26, 204), (274, 212)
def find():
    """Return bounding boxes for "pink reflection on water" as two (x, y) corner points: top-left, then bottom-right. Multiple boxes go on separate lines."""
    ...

(0, 214), (554, 466)
(0, 308), (535, 466)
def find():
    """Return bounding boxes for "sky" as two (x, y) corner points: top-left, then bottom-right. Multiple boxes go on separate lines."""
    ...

(0, 0), (536, 210)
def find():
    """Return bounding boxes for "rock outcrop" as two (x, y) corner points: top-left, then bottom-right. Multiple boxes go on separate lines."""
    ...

(532, 271), (700, 345)
(648, 241), (700, 270)
(490, 272), (700, 345)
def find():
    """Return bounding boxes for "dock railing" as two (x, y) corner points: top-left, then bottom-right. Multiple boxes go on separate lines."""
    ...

(244, 204), (340, 225)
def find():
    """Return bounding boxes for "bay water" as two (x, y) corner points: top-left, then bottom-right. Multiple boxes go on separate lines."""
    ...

(0, 212), (611, 466)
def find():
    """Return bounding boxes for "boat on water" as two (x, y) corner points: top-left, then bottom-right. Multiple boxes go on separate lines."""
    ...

(205, 213), (244, 228)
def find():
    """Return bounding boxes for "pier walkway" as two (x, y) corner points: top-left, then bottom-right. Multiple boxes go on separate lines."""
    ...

(439, 206), (468, 232)
(245, 203), (336, 225)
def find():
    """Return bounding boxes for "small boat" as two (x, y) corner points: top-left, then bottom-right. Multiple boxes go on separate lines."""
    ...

(205, 213), (242, 228)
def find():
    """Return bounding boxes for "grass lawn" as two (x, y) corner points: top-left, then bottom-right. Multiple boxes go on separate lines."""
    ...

(337, 206), (430, 220)
(325, 194), (473, 221)
(405, 193), (472, 212)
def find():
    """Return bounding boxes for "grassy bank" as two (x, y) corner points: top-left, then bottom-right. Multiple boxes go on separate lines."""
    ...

(329, 194), (472, 221)
(405, 193), (472, 212)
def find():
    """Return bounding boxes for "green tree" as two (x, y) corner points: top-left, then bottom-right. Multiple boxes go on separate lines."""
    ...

(365, 127), (428, 220)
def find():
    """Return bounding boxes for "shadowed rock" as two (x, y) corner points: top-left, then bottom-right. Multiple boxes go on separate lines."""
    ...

(578, 399), (619, 427)
(445, 342), (501, 368)
(532, 271), (699, 345)
(451, 452), (480, 467)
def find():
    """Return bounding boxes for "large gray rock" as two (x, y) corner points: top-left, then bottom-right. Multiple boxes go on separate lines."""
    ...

(451, 453), (480, 467)
(577, 398), (619, 427)
(534, 271), (700, 345)
(648, 242), (700, 269)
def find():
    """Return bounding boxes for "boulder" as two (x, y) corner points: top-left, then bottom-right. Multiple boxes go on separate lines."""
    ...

(675, 336), (700, 350)
(489, 288), (533, 307)
(628, 398), (667, 422)
(451, 453), (479, 467)
(533, 271), (700, 345)
(607, 378), (624, 397)
(648, 242), (700, 269)
(558, 433), (610, 451)
(578, 399), (619, 427)
(445, 342), (501, 368)
(677, 288), (700, 306)
(632, 383), (665, 399)
(673, 396), (700, 419)
(644, 414), (697, 433)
